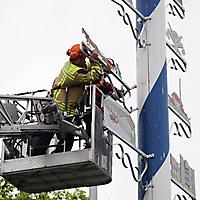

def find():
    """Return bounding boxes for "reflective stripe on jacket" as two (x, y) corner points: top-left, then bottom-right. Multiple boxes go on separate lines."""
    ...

(52, 61), (100, 113)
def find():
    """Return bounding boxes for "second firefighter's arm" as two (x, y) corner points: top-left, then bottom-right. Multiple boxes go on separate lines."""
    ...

(74, 64), (102, 84)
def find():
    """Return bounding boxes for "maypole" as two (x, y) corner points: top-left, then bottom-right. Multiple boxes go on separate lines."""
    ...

(136, 0), (171, 199)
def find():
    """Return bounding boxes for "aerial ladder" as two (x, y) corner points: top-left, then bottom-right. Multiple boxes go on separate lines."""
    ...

(0, 29), (138, 193)
(0, 86), (114, 193)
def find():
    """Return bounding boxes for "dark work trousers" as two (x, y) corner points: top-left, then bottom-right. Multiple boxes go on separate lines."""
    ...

(51, 132), (74, 153)
(31, 132), (75, 156)
(83, 111), (92, 148)
(50, 115), (80, 154)
(31, 132), (54, 156)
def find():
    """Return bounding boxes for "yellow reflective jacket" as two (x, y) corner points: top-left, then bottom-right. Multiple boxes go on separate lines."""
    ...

(52, 61), (101, 113)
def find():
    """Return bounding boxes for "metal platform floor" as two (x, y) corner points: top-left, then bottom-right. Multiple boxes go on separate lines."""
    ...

(0, 149), (112, 193)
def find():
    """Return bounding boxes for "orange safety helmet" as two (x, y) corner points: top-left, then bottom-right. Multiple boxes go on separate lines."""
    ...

(66, 44), (81, 59)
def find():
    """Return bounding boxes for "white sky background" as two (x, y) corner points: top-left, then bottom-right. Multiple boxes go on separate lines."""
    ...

(0, 0), (199, 199)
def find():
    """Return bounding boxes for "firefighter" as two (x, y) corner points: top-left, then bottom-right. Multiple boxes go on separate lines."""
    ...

(83, 77), (123, 149)
(31, 44), (102, 155)
(52, 44), (102, 152)
(52, 44), (101, 117)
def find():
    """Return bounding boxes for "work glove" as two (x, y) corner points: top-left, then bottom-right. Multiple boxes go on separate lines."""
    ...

(91, 65), (103, 74)
(89, 53), (99, 64)
(90, 66), (103, 82)
(103, 66), (112, 73)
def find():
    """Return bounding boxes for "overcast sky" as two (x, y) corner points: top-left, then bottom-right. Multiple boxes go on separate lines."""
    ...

(0, 0), (199, 199)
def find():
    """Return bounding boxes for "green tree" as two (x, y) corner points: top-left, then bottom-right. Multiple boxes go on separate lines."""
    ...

(0, 177), (89, 200)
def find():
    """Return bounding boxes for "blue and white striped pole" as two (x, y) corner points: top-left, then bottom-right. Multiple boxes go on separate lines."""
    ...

(136, 0), (171, 200)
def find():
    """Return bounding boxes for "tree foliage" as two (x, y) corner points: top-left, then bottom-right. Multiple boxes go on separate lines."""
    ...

(0, 177), (89, 200)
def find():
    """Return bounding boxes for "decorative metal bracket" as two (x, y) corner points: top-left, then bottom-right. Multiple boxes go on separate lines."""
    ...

(105, 131), (154, 191)
(166, 22), (187, 72)
(105, 74), (134, 113)
(114, 143), (151, 191)
(110, 0), (150, 48)
(171, 154), (196, 200)
(173, 194), (191, 200)
(118, 0), (149, 21)
(169, 57), (186, 72)
(168, 93), (191, 138)
(170, 121), (192, 138)
(167, 0), (185, 19)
